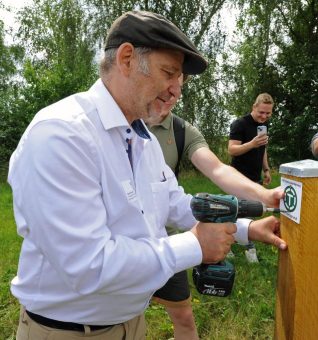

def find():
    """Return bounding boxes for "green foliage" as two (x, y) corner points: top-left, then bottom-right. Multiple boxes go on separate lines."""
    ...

(0, 10), (25, 165)
(0, 0), (232, 167)
(17, 0), (98, 104)
(223, 0), (318, 166)
(0, 22), (15, 90)
(0, 0), (98, 166)
(222, 0), (280, 116)
(0, 88), (32, 166)
(269, 1), (318, 164)
(0, 181), (22, 339)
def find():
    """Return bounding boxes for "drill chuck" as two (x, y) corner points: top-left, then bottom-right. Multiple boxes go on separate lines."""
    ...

(237, 199), (264, 218)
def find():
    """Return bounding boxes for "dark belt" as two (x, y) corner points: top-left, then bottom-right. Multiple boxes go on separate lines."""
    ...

(26, 310), (115, 332)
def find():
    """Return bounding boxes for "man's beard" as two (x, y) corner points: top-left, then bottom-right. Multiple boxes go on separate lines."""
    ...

(144, 106), (167, 126)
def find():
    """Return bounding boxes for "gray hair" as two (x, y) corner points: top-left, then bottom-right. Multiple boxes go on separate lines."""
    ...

(99, 47), (152, 77)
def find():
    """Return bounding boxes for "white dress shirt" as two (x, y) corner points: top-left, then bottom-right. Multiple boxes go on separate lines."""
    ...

(8, 79), (249, 325)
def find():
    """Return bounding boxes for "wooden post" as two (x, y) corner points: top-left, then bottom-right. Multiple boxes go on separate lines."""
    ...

(274, 159), (318, 340)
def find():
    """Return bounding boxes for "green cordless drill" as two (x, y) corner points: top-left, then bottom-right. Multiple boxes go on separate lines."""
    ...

(191, 193), (280, 297)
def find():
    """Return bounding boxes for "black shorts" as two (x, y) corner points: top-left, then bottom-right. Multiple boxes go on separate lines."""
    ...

(152, 270), (190, 305)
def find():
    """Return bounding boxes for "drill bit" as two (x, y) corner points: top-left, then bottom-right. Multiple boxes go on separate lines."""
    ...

(266, 207), (285, 213)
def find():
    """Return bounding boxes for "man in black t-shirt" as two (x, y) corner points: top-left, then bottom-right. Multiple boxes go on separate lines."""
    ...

(228, 93), (274, 184)
(228, 93), (274, 262)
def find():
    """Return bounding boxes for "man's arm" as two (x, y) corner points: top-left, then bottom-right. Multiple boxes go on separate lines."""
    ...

(262, 149), (271, 185)
(191, 147), (283, 207)
(228, 135), (268, 156)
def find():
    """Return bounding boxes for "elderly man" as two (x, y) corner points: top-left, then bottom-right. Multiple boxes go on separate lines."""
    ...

(8, 11), (286, 340)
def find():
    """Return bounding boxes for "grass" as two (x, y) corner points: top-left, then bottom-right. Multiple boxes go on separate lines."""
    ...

(0, 180), (22, 339)
(0, 170), (282, 340)
(146, 170), (281, 339)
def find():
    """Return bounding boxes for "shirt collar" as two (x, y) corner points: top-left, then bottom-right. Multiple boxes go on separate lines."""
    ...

(132, 120), (151, 139)
(88, 79), (130, 131)
(88, 79), (150, 139)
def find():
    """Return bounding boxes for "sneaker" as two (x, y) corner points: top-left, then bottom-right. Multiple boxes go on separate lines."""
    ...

(226, 249), (235, 258)
(245, 248), (259, 263)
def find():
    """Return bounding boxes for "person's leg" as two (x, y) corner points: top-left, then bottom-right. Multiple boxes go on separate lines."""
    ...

(152, 270), (198, 340)
(166, 304), (198, 340)
(245, 241), (259, 263)
(123, 313), (146, 340)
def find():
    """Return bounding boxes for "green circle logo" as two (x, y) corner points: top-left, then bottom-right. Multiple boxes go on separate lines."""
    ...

(284, 185), (297, 212)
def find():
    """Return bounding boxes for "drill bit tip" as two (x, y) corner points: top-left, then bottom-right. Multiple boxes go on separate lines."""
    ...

(266, 208), (283, 213)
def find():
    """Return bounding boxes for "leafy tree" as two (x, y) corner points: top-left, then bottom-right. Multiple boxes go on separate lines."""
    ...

(271, 1), (318, 163)
(2, 0), (236, 165)
(0, 2), (25, 165)
(223, 0), (318, 166)
(17, 0), (98, 110)
(0, 22), (15, 90)
(0, 0), (98, 164)
(221, 0), (281, 115)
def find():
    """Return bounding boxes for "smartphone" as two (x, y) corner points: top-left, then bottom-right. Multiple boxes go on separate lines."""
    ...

(257, 125), (267, 136)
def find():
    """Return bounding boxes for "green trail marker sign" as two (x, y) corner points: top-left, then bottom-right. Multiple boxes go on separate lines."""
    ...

(280, 178), (303, 224)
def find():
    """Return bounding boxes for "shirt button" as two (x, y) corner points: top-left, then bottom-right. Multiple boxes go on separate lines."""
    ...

(126, 128), (131, 133)
(141, 210), (144, 214)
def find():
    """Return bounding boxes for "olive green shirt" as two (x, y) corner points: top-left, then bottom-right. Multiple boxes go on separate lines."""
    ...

(147, 112), (208, 235)
(147, 113), (208, 173)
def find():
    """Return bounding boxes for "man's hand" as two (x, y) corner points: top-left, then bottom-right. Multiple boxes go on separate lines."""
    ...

(263, 170), (272, 186)
(248, 216), (287, 250)
(251, 134), (268, 148)
(191, 222), (236, 263)
(261, 186), (284, 207)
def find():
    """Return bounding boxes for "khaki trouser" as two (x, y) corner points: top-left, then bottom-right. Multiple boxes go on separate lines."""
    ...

(16, 307), (146, 340)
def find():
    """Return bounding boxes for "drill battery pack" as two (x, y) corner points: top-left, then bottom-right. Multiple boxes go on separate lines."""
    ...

(192, 261), (235, 297)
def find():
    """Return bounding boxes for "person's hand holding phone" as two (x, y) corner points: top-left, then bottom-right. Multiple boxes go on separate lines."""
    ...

(257, 125), (267, 136)
(252, 125), (268, 147)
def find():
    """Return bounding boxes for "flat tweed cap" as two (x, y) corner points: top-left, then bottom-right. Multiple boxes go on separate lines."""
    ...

(104, 10), (208, 75)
